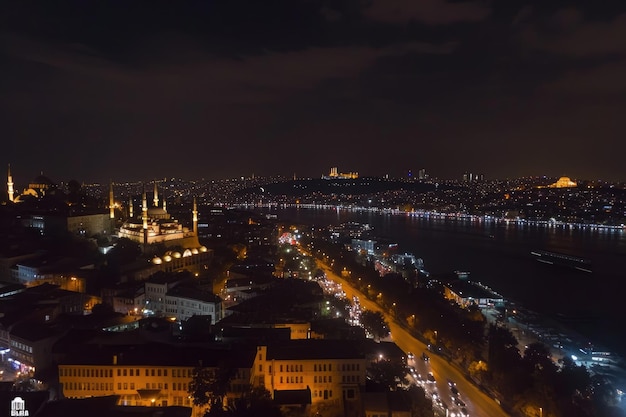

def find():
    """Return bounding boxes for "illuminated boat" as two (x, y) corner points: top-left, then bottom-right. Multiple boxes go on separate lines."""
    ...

(530, 250), (592, 273)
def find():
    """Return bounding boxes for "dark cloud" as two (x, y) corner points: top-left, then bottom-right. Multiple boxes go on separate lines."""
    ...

(363, 0), (491, 25)
(1, 1), (626, 182)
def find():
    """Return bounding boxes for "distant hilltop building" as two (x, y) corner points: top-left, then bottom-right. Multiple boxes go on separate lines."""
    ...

(462, 172), (484, 183)
(548, 176), (577, 188)
(322, 166), (358, 180)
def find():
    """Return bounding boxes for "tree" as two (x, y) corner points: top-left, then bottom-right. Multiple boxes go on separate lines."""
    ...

(406, 385), (434, 417)
(189, 361), (236, 415)
(368, 359), (408, 391)
(361, 310), (390, 340)
(228, 386), (282, 417)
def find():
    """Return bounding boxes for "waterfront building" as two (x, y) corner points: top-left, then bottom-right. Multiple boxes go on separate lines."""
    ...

(443, 279), (504, 309)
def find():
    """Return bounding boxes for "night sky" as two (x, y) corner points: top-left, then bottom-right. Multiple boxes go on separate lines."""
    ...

(1, 0), (625, 183)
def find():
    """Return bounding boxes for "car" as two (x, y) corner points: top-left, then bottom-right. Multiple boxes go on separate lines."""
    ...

(450, 386), (459, 396)
(447, 378), (456, 387)
(422, 352), (430, 361)
(454, 398), (466, 407)
(427, 372), (436, 383)
(407, 351), (415, 360)
(459, 407), (469, 416)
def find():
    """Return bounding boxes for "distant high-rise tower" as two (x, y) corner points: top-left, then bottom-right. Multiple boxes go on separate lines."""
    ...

(7, 164), (14, 202)
(418, 169), (427, 180)
(109, 182), (115, 219)
(129, 197), (133, 219)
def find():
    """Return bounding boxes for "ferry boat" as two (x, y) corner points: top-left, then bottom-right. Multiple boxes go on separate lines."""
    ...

(530, 250), (592, 273)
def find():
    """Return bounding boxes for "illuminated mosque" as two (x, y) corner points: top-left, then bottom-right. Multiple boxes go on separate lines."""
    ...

(6, 165), (59, 203)
(548, 176), (577, 188)
(322, 166), (359, 180)
(117, 182), (202, 249)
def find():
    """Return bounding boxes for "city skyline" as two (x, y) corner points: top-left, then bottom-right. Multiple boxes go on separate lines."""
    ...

(2, 1), (626, 183)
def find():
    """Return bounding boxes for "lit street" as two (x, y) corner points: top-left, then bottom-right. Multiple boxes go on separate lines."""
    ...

(317, 263), (511, 417)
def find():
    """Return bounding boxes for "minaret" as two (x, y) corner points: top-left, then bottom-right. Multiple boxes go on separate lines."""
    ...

(153, 181), (159, 207)
(192, 197), (198, 235)
(162, 196), (167, 212)
(7, 164), (14, 203)
(129, 197), (133, 218)
(142, 187), (148, 245)
(109, 182), (115, 219)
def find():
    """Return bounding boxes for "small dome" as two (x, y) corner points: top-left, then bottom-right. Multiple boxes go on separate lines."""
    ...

(191, 248), (199, 255)
(172, 252), (182, 258)
(163, 255), (172, 262)
(152, 257), (162, 265)
(183, 249), (192, 257)
(199, 246), (208, 252)
(148, 207), (167, 216)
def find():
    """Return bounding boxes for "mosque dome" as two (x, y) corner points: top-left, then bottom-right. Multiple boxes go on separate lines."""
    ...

(152, 257), (163, 265)
(31, 174), (55, 187)
(199, 246), (208, 252)
(147, 207), (169, 219)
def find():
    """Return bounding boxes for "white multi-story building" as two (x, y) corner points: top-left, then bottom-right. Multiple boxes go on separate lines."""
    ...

(164, 286), (222, 324)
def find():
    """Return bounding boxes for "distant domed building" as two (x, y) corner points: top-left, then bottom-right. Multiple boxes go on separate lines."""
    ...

(117, 182), (200, 249)
(11, 170), (59, 202)
(548, 176), (577, 188)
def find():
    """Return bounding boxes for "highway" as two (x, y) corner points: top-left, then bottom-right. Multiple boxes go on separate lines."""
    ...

(318, 263), (510, 417)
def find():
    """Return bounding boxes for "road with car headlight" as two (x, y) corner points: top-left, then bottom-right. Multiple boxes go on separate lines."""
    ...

(317, 262), (510, 417)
